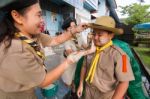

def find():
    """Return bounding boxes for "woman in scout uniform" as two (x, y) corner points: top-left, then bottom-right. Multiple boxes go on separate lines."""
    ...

(0, 0), (94, 99)
(77, 16), (135, 99)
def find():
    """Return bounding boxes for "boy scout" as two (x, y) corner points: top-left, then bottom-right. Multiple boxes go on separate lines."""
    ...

(77, 16), (135, 99)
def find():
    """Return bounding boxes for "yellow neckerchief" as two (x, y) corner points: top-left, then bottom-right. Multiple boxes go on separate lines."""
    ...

(86, 40), (113, 83)
(15, 33), (45, 60)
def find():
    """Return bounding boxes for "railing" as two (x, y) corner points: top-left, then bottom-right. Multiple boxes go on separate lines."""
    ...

(132, 48), (150, 96)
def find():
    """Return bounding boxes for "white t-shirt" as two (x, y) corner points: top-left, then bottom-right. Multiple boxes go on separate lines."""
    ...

(61, 40), (77, 85)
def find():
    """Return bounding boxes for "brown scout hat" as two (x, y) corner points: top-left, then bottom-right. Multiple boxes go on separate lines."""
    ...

(88, 16), (123, 35)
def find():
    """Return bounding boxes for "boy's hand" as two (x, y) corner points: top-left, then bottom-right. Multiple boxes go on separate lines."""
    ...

(77, 84), (83, 98)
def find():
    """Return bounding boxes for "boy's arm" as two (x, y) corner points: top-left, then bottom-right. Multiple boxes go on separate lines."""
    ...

(112, 81), (129, 99)
(77, 57), (87, 97)
(113, 47), (135, 99)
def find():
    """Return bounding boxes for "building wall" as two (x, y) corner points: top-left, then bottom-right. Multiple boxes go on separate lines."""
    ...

(75, 8), (91, 44)
(90, 0), (110, 20)
(41, 1), (74, 36)
(63, 0), (83, 9)
(84, 0), (99, 11)
(75, 8), (91, 23)
(98, 0), (109, 16)
(44, 11), (63, 36)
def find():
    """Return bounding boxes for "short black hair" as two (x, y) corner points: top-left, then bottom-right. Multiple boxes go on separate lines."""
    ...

(62, 17), (77, 30)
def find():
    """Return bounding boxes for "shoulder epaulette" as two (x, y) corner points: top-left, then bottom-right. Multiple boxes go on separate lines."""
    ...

(111, 45), (127, 73)
(111, 45), (125, 55)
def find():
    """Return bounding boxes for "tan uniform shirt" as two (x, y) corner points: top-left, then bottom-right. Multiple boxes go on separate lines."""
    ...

(0, 33), (52, 93)
(85, 45), (135, 93)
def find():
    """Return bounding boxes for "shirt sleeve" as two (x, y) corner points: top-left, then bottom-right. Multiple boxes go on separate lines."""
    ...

(1, 48), (46, 88)
(39, 33), (52, 47)
(115, 52), (135, 81)
(64, 41), (72, 50)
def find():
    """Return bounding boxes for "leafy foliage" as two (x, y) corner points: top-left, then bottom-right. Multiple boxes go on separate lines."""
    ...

(119, 3), (150, 25)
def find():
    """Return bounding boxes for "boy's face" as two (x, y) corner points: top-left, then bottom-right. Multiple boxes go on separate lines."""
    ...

(93, 29), (112, 47)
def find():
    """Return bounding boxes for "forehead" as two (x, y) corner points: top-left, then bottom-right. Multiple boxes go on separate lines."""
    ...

(25, 3), (41, 14)
(70, 22), (76, 26)
(93, 29), (109, 34)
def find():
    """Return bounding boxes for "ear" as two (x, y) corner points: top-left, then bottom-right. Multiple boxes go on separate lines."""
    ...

(110, 33), (114, 39)
(11, 10), (23, 24)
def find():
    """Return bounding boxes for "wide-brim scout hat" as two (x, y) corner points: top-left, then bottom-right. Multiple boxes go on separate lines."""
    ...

(88, 16), (123, 35)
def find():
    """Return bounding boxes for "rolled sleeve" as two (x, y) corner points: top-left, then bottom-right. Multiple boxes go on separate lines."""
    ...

(39, 33), (52, 47)
(1, 49), (46, 88)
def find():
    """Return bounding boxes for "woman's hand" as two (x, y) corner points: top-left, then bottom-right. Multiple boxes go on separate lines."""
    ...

(76, 23), (88, 33)
(87, 41), (96, 54)
(65, 41), (96, 66)
(70, 23), (88, 34)
(66, 51), (84, 64)
(83, 41), (96, 55)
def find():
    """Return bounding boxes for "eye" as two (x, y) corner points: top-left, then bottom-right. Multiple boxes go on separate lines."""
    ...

(37, 11), (43, 17)
(37, 13), (42, 17)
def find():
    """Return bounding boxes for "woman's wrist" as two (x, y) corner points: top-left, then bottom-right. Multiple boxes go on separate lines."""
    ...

(63, 59), (72, 69)
(69, 28), (77, 37)
(79, 82), (83, 87)
(82, 50), (90, 56)
(69, 29), (74, 36)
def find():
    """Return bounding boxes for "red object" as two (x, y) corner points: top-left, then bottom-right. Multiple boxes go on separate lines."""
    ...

(40, 22), (45, 32)
(122, 55), (127, 73)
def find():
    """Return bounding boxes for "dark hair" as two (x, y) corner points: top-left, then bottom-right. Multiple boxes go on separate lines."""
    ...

(0, 0), (38, 48)
(62, 17), (77, 30)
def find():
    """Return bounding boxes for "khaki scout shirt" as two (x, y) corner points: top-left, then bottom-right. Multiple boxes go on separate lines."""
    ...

(85, 45), (135, 93)
(0, 33), (52, 92)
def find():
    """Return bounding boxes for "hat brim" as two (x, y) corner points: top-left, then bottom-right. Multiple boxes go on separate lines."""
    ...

(87, 23), (123, 35)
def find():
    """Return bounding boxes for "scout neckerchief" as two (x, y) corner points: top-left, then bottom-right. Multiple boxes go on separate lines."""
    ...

(15, 33), (46, 69)
(86, 40), (113, 83)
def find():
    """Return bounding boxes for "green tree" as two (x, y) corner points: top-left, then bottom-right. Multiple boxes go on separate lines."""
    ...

(119, 3), (150, 25)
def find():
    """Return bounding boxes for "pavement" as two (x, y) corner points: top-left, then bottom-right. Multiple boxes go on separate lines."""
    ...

(35, 46), (65, 99)
(44, 46), (64, 70)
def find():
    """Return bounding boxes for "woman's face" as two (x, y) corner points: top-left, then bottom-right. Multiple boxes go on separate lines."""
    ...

(18, 3), (44, 35)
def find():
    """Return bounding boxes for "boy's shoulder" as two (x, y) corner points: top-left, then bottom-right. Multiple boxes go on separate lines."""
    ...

(110, 45), (126, 55)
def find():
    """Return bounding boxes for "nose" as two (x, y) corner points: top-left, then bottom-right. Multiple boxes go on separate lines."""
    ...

(41, 17), (44, 23)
